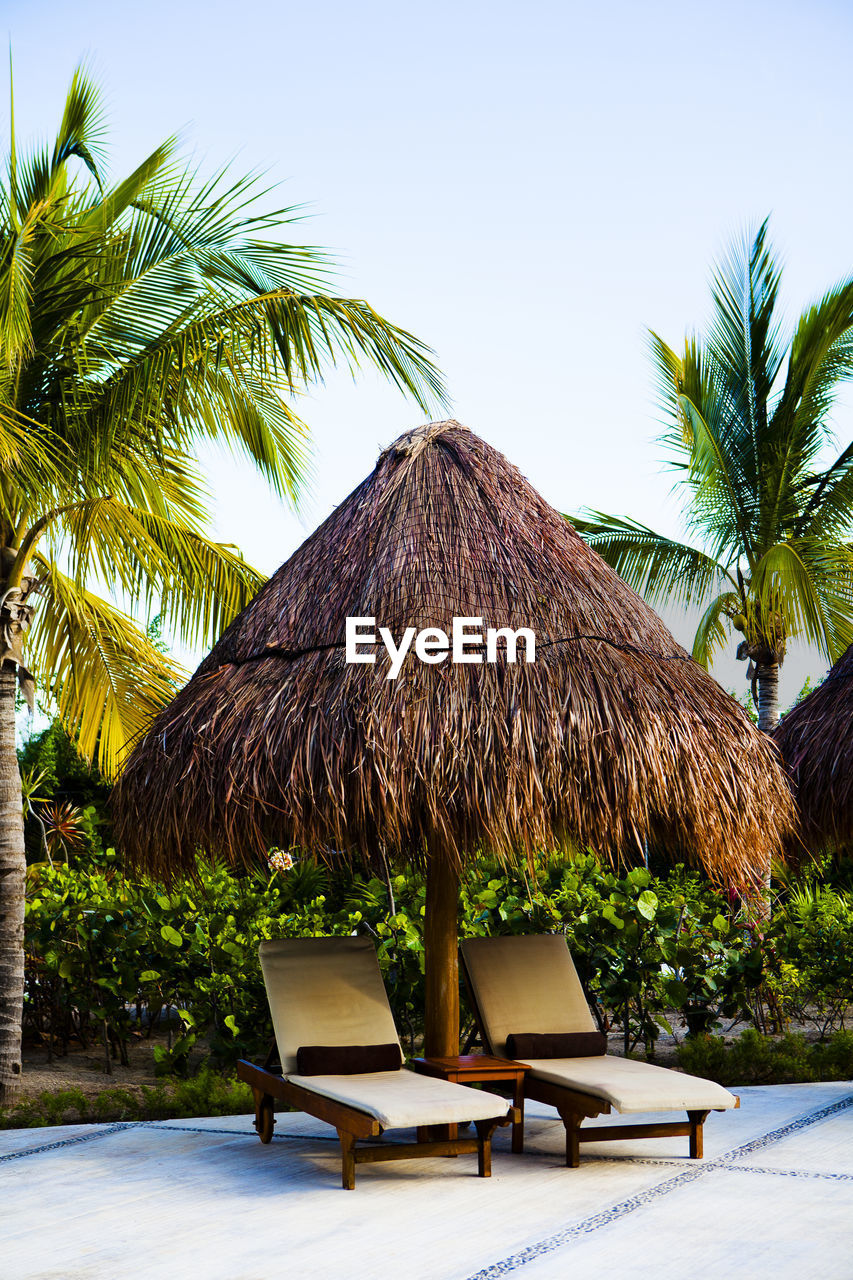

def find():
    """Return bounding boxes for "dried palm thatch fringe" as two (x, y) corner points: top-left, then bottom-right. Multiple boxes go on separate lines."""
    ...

(774, 644), (853, 850)
(113, 421), (796, 888)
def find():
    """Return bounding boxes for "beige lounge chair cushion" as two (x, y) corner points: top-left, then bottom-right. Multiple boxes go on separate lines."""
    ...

(259, 936), (403, 1074)
(527, 1055), (737, 1113)
(462, 934), (596, 1057)
(461, 934), (737, 1114)
(285, 1068), (511, 1130)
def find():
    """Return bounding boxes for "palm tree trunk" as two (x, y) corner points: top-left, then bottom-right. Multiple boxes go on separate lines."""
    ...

(755, 660), (780, 919)
(756, 661), (780, 734)
(0, 661), (25, 1104)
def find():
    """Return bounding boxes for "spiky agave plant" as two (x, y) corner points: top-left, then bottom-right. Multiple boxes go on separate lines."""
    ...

(0, 64), (446, 1101)
(39, 800), (85, 865)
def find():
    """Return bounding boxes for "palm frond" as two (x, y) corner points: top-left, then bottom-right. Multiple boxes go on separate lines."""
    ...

(571, 511), (732, 608)
(75, 288), (442, 496)
(751, 539), (853, 660)
(27, 553), (185, 776)
(75, 139), (178, 238)
(648, 331), (685, 432)
(691, 590), (742, 667)
(0, 409), (71, 526)
(56, 497), (267, 647)
(707, 219), (785, 461)
(649, 332), (756, 560)
(762, 282), (853, 543)
(675, 395), (756, 564)
(50, 65), (108, 186)
(795, 444), (853, 540)
(16, 65), (108, 209)
(0, 198), (38, 363)
(779, 281), (853, 440)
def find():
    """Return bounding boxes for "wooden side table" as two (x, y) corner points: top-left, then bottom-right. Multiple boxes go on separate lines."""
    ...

(413, 1054), (530, 1153)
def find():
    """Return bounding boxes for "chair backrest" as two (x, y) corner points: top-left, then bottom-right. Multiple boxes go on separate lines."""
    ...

(259, 936), (403, 1074)
(460, 934), (596, 1057)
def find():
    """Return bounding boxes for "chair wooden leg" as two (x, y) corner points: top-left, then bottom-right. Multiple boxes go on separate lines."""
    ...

(688, 1110), (709, 1160)
(337, 1128), (357, 1190)
(512, 1076), (525, 1154)
(560, 1110), (582, 1168)
(474, 1120), (498, 1177)
(252, 1088), (275, 1144)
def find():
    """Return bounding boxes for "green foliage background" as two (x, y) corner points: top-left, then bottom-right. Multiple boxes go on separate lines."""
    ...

(22, 849), (853, 1074)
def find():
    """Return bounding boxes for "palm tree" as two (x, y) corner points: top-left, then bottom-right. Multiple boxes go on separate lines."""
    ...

(0, 67), (445, 1102)
(574, 221), (853, 738)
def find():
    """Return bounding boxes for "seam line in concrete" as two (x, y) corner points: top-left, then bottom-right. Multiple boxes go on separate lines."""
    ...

(0, 1122), (139, 1165)
(146, 1122), (341, 1142)
(714, 1163), (853, 1182)
(716, 1093), (853, 1162)
(460, 1093), (853, 1280)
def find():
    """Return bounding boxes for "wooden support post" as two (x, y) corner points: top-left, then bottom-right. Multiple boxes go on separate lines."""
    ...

(688, 1110), (709, 1159)
(424, 859), (461, 1058)
(337, 1128), (357, 1190)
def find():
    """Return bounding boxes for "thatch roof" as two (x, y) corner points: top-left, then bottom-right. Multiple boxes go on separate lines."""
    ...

(114, 420), (795, 885)
(774, 647), (853, 850)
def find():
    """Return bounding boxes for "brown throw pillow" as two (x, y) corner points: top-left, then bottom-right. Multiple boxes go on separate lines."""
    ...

(296, 1043), (402, 1075)
(506, 1031), (607, 1059)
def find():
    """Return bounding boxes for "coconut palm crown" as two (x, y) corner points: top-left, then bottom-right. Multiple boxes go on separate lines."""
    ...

(0, 65), (444, 1102)
(0, 67), (444, 765)
(574, 220), (853, 734)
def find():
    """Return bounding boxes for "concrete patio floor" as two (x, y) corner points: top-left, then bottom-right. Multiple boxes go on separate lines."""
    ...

(2, 1082), (852, 1279)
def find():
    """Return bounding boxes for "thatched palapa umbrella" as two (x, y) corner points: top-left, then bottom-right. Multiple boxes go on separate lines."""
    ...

(114, 420), (796, 1055)
(775, 646), (853, 851)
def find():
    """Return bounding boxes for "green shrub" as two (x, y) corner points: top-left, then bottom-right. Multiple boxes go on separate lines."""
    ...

(460, 857), (762, 1054)
(23, 848), (851, 1075)
(144, 1069), (253, 1119)
(811, 1029), (853, 1080)
(768, 886), (853, 1036)
(25, 854), (368, 1071)
(0, 1069), (254, 1129)
(676, 1028), (853, 1086)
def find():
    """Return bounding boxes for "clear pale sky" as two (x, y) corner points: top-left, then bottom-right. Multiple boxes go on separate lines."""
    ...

(7, 0), (853, 704)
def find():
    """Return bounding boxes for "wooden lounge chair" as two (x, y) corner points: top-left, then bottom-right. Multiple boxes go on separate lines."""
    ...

(460, 934), (739, 1167)
(237, 936), (510, 1189)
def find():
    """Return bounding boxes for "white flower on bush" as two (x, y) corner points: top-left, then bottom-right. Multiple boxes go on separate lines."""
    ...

(268, 848), (295, 873)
